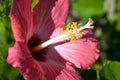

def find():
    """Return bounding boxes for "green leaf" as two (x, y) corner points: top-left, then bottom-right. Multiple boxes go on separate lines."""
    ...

(100, 61), (120, 80)
(71, 0), (104, 21)
(0, 4), (3, 12)
(32, 0), (38, 9)
(0, 62), (20, 80)
(0, 21), (8, 55)
(0, 56), (5, 63)
(115, 13), (120, 31)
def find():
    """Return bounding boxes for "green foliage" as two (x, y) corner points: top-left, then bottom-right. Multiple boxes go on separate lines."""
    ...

(0, 0), (13, 55)
(70, 0), (104, 21)
(100, 61), (120, 80)
(115, 13), (120, 31)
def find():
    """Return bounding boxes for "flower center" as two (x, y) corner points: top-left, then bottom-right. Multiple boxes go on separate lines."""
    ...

(31, 18), (94, 53)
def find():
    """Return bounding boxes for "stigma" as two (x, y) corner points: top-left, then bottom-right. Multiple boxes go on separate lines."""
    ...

(31, 18), (94, 53)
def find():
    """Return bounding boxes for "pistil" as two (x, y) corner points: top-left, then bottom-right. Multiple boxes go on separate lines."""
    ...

(31, 18), (94, 53)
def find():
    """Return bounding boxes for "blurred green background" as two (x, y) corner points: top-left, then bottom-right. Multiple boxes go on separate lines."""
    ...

(0, 0), (120, 80)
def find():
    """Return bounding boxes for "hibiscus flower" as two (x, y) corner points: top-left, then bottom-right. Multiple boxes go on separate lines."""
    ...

(7, 0), (99, 80)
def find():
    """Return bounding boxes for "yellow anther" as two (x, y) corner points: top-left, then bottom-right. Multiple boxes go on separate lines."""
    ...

(65, 22), (83, 42)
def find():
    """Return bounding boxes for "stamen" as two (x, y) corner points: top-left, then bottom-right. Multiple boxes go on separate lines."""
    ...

(65, 22), (83, 42)
(78, 18), (94, 31)
(31, 18), (94, 53)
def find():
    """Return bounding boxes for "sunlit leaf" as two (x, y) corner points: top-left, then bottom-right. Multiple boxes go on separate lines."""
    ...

(71, 0), (104, 21)
(32, 0), (38, 9)
(100, 61), (120, 80)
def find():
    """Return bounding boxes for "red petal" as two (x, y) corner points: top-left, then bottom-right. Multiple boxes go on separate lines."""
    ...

(39, 61), (83, 80)
(7, 42), (83, 80)
(54, 30), (99, 69)
(33, 0), (69, 42)
(9, 0), (33, 42)
(7, 42), (34, 68)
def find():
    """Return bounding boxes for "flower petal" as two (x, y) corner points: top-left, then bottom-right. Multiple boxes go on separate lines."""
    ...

(7, 42), (33, 68)
(7, 42), (83, 80)
(9, 0), (33, 42)
(7, 42), (45, 80)
(33, 0), (69, 41)
(39, 61), (83, 80)
(54, 30), (99, 69)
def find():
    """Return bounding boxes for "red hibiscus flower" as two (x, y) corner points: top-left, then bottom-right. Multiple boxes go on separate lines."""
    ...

(7, 0), (99, 80)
